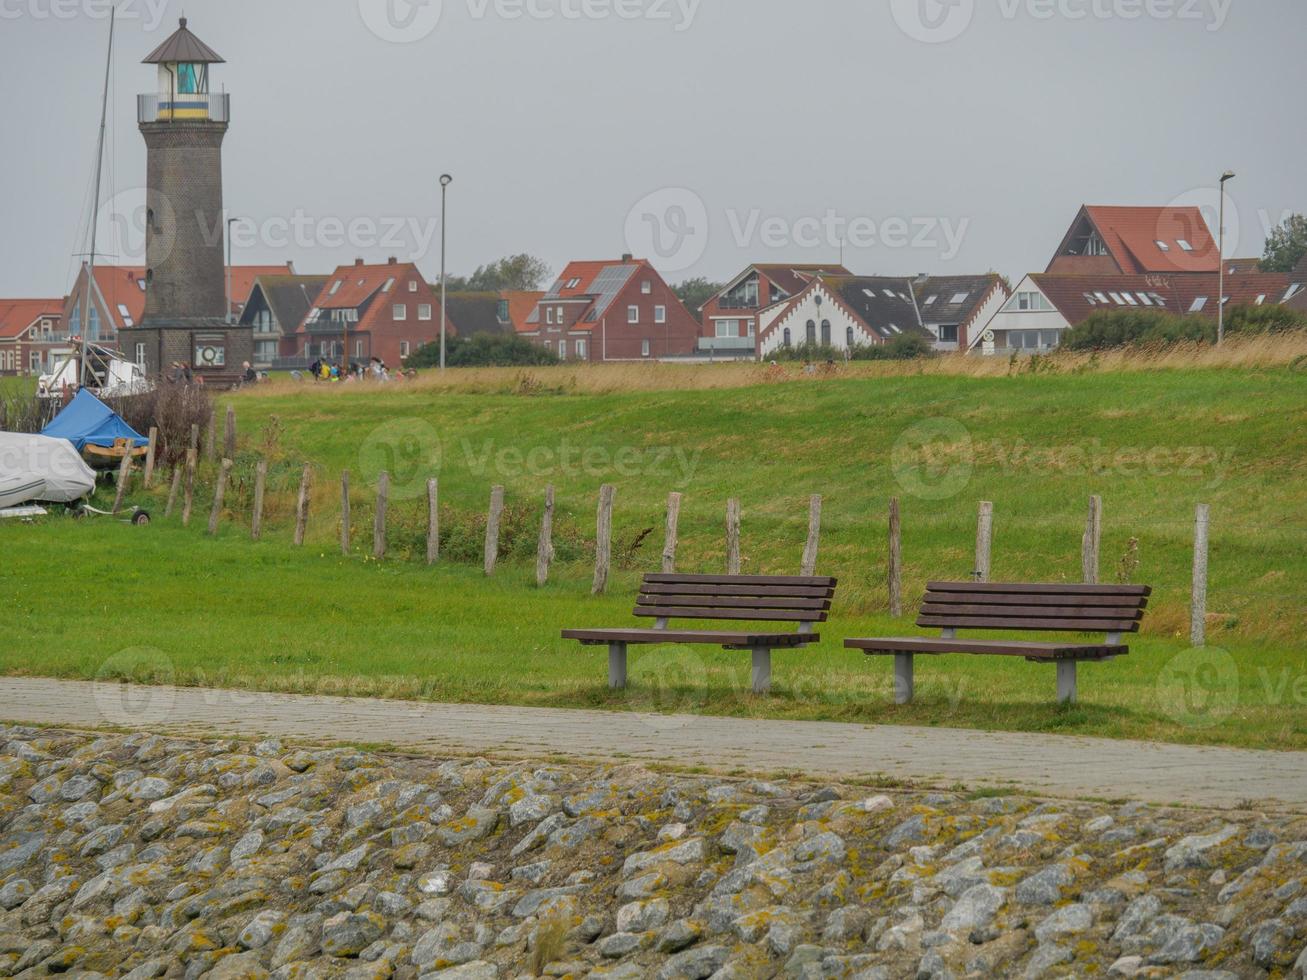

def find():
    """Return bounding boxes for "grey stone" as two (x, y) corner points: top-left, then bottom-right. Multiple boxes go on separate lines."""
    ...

(1164, 825), (1240, 872)
(322, 911), (386, 957)
(238, 909), (286, 949)
(1147, 920), (1224, 965)
(942, 884), (1008, 934)
(1024, 943), (1073, 978)
(656, 944), (730, 980)
(658, 918), (704, 953)
(436, 807), (500, 846)
(1016, 864), (1073, 906)
(598, 931), (643, 957)
(1033, 903), (1093, 945)
(617, 897), (671, 933)
(0, 830), (45, 871)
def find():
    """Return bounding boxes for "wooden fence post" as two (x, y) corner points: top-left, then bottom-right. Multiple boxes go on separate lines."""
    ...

(204, 412), (216, 462)
(340, 470), (351, 556)
(164, 465), (182, 518)
(142, 427), (158, 488)
(888, 497), (902, 617)
(726, 498), (741, 575)
(426, 478), (439, 565)
(1082, 494), (1102, 584)
(293, 464), (311, 546)
(373, 471), (389, 560)
(801, 494), (822, 576)
(593, 484), (615, 595)
(662, 491), (682, 574)
(251, 459), (267, 541)
(975, 500), (994, 582)
(1191, 503), (1210, 647)
(484, 485), (504, 575)
(111, 451), (133, 515)
(189, 422), (200, 453)
(208, 458), (233, 535)
(181, 449), (197, 527)
(223, 405), (236, 459)
(536, 484), (555, 587)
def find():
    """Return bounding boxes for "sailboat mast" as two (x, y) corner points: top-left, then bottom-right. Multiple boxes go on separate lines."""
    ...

(82, 7), (115, 388)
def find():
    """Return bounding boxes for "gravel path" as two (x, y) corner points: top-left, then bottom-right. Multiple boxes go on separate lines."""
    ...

(3, 676), (1303, 810)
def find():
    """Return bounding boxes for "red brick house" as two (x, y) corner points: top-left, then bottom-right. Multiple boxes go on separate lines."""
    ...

(0, 300), (65, 376)
(286, 258), (448, 368)
(698, 264), (851, 358)
(517, 256), (699, 362)
(1047, 205), (1219, 276)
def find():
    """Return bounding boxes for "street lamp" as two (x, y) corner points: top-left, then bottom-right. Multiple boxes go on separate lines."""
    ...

(225, 216), (238, 323)
(1217, 170), (1236, 345)
(439, 174), (453, 371)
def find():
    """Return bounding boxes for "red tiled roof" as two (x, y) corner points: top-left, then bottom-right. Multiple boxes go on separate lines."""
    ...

(503, 290), (544, 333)
(1084, 206), (1219, 274)
(227, 264), (296, 311)
(0, 299), (62, 339)
(529, 258), (652, 331)
(312, 261), (415, 311)
(90, 266), (148, 330)
(1029, 272), (1292, 327)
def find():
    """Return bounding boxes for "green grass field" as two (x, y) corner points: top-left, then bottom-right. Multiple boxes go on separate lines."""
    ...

(3, 359), (1305, 750)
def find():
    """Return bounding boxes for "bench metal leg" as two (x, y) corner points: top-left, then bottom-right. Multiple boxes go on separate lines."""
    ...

(894, 653), (914, 705)
(751, 647), (772, 695)
(608, 643), (628, 690)
(1057, 661), (1077, 704)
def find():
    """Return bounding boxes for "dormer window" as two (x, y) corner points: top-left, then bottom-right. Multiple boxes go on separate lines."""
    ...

(950, 292), (970, 304)
(1177, 240), (1194, 252)
(1156, 240), (1170, 251)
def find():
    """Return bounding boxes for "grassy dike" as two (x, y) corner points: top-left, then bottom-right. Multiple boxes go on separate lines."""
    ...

(3, 358), (1305, 750)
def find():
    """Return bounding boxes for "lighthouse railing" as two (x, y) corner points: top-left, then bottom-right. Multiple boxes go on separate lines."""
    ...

(137, 92), (230, 124)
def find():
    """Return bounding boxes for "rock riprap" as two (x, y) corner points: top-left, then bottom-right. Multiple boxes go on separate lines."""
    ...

(0, 725), (1303, 978)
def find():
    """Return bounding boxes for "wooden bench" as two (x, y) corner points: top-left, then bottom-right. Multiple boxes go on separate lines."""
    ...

(845, 581), (1151, 705)
(562, 573), (836, 695)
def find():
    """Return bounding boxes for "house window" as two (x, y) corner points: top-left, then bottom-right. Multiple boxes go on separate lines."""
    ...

(30, 351), (42, 373)
(805, 320), (816, 344)
(654, 305), (666, 324)
(88, 306), (100, 341)
(938, 324), (959, 343)
(716, 320), (738, 338)
(418, 304), (432, 320)
(1156, 240), (1171, 252)
(1177, 240), (1194, 252)
(409, 280), (418, 292)
(400, 341), (410, 358)
(393, 304), (407, 320)
(1189, 297), (1208, 312)
(642, 281), (652, 295)
(556, 306), (564, 322)
(255, 340), (277, 361)
(355, 340), (363, 357)
(820, 320), (831, 345)
(950, 292), (970, 305)
(117, 303), (134, 328)
(846, 326), (855, 348)
(783, 328), (792, 348)
(575, 339), (587, 359)
(559, 340), (567, 359)
(134, 343), (146, 366)
(382, 278), (395, 292)
(641, 339), (651, 357)
(330, 281), (342, 295)
(546, 308), (555, 325)
(628, 306), (639, 324)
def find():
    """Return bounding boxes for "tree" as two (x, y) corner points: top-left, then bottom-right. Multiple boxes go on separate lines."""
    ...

(1260, 214), (1307, 273)
(672, 277), (723, 313)
(443, 254), (552, 293)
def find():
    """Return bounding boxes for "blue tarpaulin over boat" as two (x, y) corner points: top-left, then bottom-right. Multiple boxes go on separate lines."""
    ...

(41, 390), (147, 452)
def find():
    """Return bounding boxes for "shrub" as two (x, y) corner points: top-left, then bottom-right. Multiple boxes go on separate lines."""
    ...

(406, 335), (560, 369)
(770, 333), (935, 363)
(1063, 304), (1307, 351)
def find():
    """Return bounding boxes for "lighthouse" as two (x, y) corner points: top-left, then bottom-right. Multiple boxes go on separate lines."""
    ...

(122, 18), (251, 380)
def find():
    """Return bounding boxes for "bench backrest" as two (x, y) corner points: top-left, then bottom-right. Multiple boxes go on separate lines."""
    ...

(918, 582), (1150, 634)
(635, 573), (838, 626)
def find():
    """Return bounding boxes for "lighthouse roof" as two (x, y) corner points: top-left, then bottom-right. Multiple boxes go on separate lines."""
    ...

(142, 17), (225, 65)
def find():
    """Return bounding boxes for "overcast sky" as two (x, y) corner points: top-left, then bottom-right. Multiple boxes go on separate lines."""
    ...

(2, 0), (1303, 297)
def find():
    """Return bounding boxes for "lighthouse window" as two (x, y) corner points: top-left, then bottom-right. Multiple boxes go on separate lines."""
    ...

(176, 63), (206, 95)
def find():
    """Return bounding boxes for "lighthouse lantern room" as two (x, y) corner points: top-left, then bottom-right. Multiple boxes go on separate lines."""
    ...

(139, 17), (228, 122)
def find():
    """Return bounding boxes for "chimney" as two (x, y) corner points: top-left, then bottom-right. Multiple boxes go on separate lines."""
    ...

(354, 258), (364, 266)
(621, 253), (634, 263)
(388, 256), (398, 265)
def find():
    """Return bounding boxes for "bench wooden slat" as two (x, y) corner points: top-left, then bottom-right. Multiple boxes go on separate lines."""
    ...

(920, 603), (1144, 620)
(634, 605), (826, 623)
(845, 637), (1126, 660)
(927, 581), (1151, 597)
(917, 614), (1142, 632)
(563, 628), (817, 648)
(638, 594), (831, 611)
(923, 591), (1148, 609)
(642, 582), (836, 598)
(645, 573), (837, 587)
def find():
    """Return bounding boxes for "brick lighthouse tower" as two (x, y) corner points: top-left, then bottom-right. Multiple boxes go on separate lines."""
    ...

(122, 18), (251, 381)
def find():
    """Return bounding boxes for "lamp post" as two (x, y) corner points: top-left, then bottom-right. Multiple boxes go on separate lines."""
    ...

(225, 216), (238, 323)
(439, 174), (453, 371)
(1217, 170), (1236, 346)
